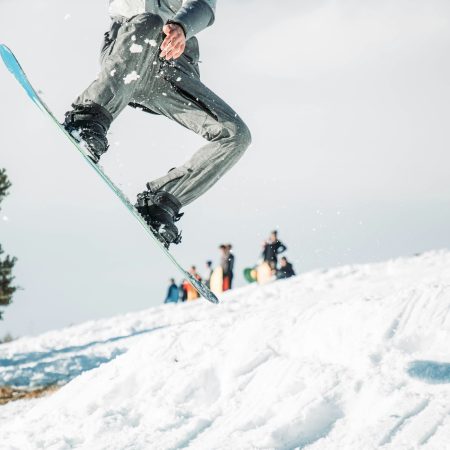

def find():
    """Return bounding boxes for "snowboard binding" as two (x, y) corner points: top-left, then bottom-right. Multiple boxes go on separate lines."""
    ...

(136, 190), (183, 248)
(63, 103), (112, 163)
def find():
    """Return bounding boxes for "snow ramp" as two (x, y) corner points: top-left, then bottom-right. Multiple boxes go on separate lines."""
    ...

(1, 251), (450, 449)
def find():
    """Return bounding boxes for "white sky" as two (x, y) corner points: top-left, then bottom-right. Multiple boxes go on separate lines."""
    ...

(1, 0), (449, 337)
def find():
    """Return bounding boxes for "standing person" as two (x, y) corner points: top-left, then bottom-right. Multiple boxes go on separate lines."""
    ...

(164, 278), (179, 303)
(204, 260), (213, 288)
(186, 266), (202, 300)
(63, 1), (252, 247)
(179, 279), (188, 302)
(219, 244), (235, 291)
(262, 230), (287, 270)
(276, 257), (296, 280)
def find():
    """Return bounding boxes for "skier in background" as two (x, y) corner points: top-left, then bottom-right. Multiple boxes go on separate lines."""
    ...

(276, 257), (296, 280)
(219, 244), (235, 291)
(63, 0), (251, 246)
(164, 278), (179, 303)
(262, 230), (287, 270)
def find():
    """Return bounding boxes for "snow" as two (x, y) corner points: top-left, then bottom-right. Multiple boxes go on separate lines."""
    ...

(123, 71), (140, 84)
(145, 38), (158, 47)
(129, 43), (143, 54)
(1, 251), (450, 449)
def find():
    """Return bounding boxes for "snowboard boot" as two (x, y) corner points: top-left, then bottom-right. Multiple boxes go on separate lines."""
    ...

(63, 103), (112, 163)
(135, 189), (183, 247)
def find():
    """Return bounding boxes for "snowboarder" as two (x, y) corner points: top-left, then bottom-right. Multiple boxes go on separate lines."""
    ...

(164, 278), (179, 303)
(276, 257), (296, 280)
(262, 230), (287, 270)
(63, 0), (251, 246)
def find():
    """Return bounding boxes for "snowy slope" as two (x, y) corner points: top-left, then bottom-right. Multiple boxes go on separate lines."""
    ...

(2, 0), (450, 339)
(1, 251), (450, 449)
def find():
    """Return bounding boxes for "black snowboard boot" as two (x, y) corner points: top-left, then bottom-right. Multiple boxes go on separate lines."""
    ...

(136, 189), (183, 247)
(63, 103), (112, 163)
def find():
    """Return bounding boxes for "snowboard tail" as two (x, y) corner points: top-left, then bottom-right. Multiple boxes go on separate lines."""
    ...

(0, 44), (219, 305)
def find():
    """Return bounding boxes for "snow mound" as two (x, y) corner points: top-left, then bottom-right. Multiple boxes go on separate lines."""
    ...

(1, 251), (450, 449)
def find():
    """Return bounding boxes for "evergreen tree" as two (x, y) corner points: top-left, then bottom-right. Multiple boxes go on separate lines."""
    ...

(0, 245), (17, 306)
(0, 168), (12, 204)
(0, 169), (17, 320)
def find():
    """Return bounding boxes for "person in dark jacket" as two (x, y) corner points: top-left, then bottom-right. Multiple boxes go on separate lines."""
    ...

(276, 257), (296, 280)
(219, 244), (235, 290)
(262, 230), (287, 270)
(179, 279), (188, 302)
(164, 278), (179, 303)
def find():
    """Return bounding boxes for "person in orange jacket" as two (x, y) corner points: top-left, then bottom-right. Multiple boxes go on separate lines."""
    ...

(186, 266), (202, 300)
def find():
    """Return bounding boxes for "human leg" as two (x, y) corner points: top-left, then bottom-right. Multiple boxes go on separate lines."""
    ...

(138, 69), (252, 207)
(64, 14), (165, 160)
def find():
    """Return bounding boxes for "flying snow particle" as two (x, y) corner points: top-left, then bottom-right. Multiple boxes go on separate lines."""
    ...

(123, 71), (140, 84)
(110, 69), (117, 76)
(176, 77), (182, 82)
(145, 39), (157, 47)
(131, 35), (136, 41)
(130, 43), (143, 53)
(64, 13), (71, 21)
(2, 216), (9, 222)
(162, 92), (167, 96)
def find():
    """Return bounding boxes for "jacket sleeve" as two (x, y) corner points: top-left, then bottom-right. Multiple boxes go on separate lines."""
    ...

(229, 255), (235, 272)
(171, 0), (216, 40)
(276, 242), (287, 254)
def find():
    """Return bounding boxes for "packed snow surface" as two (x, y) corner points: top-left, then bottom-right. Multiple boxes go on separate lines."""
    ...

(1, 251), (450, 449)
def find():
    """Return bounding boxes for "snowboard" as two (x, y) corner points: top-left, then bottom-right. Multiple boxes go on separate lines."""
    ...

(0, 44), (219, 305)
(243, 267), (257, 284)
(256, 262), (274, 285)
(209, 266), (224, 295)
(243, 263), (273, 284)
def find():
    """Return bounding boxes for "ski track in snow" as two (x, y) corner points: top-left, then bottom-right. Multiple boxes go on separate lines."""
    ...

(1, 250), (450, 449)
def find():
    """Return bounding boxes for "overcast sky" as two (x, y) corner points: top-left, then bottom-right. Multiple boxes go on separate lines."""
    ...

(1, 0), (449, 337)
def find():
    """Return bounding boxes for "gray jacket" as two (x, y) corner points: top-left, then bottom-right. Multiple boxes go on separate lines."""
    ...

(109, 0), (216, 39)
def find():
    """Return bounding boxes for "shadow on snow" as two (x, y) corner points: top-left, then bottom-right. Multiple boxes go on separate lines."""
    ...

(0, 326), (167, 387)
(407, 360), (450, 384)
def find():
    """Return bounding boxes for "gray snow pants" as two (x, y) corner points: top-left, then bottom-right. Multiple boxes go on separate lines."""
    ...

(74, 13), (251, 207)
